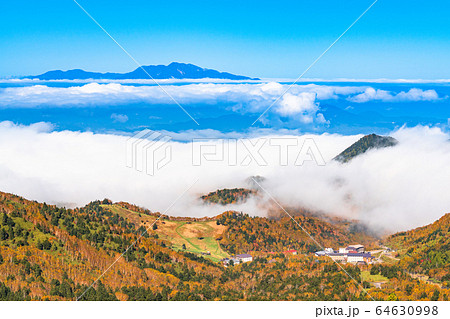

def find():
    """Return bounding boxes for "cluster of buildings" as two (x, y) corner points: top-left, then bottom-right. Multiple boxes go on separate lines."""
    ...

(221, 245), (373, 267)
(315, 244), (374, 265)
(222, 253), (253, 266)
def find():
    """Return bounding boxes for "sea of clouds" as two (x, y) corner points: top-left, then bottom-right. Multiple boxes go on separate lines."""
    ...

(0, 82), (443, 125)
(0, 121), (449, 234)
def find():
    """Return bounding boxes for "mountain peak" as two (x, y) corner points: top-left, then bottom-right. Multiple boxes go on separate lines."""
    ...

(333, 134), (398, 163)
(29, 63), (259, 81)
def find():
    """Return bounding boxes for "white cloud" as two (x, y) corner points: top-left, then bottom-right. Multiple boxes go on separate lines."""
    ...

(0, 122), (449, 233)
(276, 92), (318, 123)
(0, 82), (331, 124)
(0, 120), (54, 132)
(348, 87), (440, 103)
(111, 113), (128, 123)
(395, 88), (440, 101)
(0, 82), (442, 125)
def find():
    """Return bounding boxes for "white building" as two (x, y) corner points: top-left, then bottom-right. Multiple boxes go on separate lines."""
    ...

(236, 253), (253, 263)
(315, 250), (374, 264)
(315, 251), (327, 256)
(347, 253), (374, 264)
(327, 253), (346, 262)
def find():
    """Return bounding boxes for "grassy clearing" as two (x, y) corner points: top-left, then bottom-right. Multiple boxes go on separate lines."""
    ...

(170, 222), (229, 261)
(361, 270), (389, 282)
(102, 204), (156, 226)
(101, 204), (229, 261)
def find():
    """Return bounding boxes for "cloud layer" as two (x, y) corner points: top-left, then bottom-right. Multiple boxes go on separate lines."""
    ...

(0, 121), (449, 234)
(348, 87), (440, 103)
(0, 82), (443, 124)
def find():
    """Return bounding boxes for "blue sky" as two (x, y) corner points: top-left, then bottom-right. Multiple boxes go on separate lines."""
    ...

(1, 0), (450, 79)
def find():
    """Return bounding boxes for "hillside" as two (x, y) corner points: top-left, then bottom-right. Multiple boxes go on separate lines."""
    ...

(0, 192), (225, 300)
(101, 203), (229, 262)
(385, 213), (450, 286)
(216, 211), (376, 254)
(30, 62), (259, 80)
(0, 191), (448, 301)
(333, 134), (398, 163)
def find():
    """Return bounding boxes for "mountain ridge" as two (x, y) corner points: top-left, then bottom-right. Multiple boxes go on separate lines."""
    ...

(333, 133), (398, 163)
(28, 62), (260, 81)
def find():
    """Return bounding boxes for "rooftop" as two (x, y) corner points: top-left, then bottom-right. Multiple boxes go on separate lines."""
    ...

(323, 252), (373, 257)
(347, 253), (373, 258)
(346, 245), (364, 249)
(236, 254), (252, 258)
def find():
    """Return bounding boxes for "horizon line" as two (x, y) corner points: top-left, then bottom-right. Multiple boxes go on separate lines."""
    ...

(2, 76), (450, 84)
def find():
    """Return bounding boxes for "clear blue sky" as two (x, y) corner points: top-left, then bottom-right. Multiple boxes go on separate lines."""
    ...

(1, 0), (449, 79)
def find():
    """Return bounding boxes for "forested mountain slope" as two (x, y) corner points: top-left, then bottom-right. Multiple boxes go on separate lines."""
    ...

(0, 191), (448, 301)
(216, 211), (375, 254)
(385, 213), (450, 284)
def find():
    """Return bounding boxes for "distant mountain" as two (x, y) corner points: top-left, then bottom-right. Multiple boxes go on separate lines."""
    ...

(333, 133), (398, 163)
(29, 62), (259, 80)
